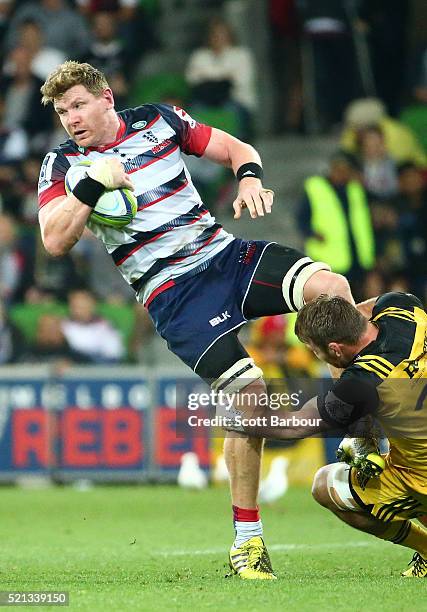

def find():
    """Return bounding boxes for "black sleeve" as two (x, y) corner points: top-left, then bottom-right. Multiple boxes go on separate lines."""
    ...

(317, 374), (379, 429)
(372, 292), (424, 317)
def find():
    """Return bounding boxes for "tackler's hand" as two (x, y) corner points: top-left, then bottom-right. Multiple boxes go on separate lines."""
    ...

(336, 436), (385, 490)
(87, 157), (134, 191)
(233, 178), (274, 220)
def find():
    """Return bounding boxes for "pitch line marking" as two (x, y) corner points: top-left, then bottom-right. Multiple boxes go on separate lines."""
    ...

(157, 541), (376, 557)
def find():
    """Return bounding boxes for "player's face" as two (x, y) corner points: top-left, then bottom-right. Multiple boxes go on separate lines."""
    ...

(54, 85), (116, 147)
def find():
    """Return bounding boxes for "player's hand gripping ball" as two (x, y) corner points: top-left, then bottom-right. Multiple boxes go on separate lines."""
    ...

(65, 160), (137, 228)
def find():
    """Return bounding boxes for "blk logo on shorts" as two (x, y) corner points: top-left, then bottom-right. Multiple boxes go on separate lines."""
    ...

(209, 311), (231, 327)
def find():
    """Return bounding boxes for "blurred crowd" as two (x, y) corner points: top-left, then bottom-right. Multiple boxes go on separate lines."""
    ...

(0, 0), (425, 371)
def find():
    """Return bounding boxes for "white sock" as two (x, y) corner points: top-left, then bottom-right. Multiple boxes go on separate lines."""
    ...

(233, 519), (263, 548)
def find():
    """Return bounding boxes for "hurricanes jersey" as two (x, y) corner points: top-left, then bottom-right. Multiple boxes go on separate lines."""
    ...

(37, 104), (234, 304)
(318, 292), (427, 488)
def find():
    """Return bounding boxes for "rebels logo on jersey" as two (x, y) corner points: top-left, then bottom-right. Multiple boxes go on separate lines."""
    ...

(38, 104), (234, 305)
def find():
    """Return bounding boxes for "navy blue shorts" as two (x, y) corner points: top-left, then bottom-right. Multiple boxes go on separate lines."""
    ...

(147, 239), (269, 370)
(147, 239), (325, 379)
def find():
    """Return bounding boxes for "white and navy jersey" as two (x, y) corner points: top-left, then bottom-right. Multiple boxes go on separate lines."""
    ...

(38, 104), (234, 304)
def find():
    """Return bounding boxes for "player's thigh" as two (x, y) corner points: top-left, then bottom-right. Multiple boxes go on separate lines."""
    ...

(350, 461), (427, 521)
(195, 329), (249, 382)
(243, 243), (329, 318)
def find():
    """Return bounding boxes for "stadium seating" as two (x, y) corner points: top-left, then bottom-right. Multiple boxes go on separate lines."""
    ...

(128, 72), (190, 107)
(188, 106), (240, 136)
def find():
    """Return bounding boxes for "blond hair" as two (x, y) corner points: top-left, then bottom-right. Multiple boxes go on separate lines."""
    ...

(40, 61), (109, 106)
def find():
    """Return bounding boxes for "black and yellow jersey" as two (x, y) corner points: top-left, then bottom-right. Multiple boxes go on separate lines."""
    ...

(318, 292), (427, 488)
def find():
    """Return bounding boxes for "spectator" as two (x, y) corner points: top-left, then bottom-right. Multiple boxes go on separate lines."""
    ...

(44, 113), (68, 152)
(82, 11), (129, 109)
(413, 45), (427, 105)
(360, 269), (386, 301)
(0, 0), (13, 68)
(0, 298), (28, 364)
(1, 45), (54, 142)
(0, 94), (28, 164)
(128, 302), (155, 364)
(71, 231), (135, 303)
(368, 202), (401, 275)
(5, 0), (90, 58)
(185, 17), (257, 138)
(268, 0), (302, 133)
(33, 245), (83, 302)
(16, 18), (65, 81)
(21, 313), (89, 366)
(62, 289), (125, 363)
(0, 214), (23, 304)
(17, 155), (42, 225)
(76, 0), (137, 20)
(341, 97), (427, 166)
(246, 315), (317, 398)
(356, 0), (409, 116)
(392, 162), (427, 298)
(76, 0), (157, 70)
(296, 0), (360, 131)
(357, 125), (398, 200)
(298, 151), (375, 298)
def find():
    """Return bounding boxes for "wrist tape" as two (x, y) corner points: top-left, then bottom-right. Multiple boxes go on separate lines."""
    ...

(72, 175), (105, 208)
(236, 162), (264, 181)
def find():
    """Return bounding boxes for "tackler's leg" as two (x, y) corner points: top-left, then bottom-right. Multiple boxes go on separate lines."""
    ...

(312, 463), (427, 577)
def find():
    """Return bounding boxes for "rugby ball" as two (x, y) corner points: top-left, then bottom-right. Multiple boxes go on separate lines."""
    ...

(65, 160), (137, 228)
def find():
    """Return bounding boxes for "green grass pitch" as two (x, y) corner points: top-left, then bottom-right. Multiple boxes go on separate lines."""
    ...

(0, 484), (423, 611)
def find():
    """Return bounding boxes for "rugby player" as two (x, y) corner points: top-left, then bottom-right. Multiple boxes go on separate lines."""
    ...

(245, 292), (427, 578)
(38, 61), (355, 580)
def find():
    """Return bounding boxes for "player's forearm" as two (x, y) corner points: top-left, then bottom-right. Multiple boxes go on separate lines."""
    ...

(41, 196), (92, 256)
(244, 396), (328, 440)
(228, 139), (261, 174)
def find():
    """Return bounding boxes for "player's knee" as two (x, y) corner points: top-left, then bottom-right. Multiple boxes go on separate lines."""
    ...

(304, 270), (353, 305)
(241, 377), (267, 396)
(326, 273), (353, 302)
(311, 465), (332, 508)
(211, 357), (264, 396)
(212, 358), (266, 433)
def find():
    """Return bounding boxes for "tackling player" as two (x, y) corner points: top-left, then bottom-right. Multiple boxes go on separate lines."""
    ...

(38, 61), (355, 580)
(244, 292), (427, 578)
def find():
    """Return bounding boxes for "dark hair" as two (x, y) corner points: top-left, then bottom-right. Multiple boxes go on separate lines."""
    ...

(397, 161), (419, 176)
(330, 150), (361, 171)
(295, 295), (367, 351)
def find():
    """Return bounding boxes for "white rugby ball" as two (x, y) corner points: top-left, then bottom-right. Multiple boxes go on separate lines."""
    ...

(65, 160), (137, 228)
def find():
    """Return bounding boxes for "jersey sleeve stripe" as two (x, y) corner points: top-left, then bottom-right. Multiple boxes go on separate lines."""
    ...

(356, 355), (394, 371)
(356, 361), (390, 376)
(373, 307), (416, 322)
(38, 182), (67, 208)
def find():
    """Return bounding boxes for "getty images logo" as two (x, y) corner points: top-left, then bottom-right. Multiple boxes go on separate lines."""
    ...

(209, 311), (231, 327)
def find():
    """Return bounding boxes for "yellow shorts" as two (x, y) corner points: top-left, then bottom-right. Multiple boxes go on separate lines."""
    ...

(350, 455), (427, 522)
